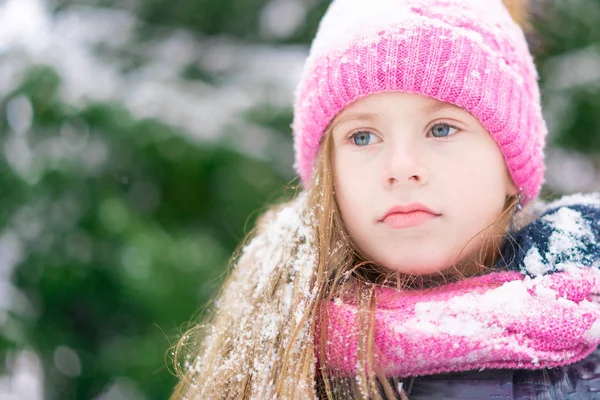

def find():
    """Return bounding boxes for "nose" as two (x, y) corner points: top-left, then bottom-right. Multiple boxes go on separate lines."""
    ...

(383, 139), (429, 187)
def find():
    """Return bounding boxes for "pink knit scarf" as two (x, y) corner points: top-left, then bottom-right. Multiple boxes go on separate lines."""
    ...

(320, 268), (600, 377)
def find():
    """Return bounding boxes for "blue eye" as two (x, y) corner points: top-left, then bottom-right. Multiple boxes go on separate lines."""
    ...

(350, 131), (378, 146)
(430, 123), (458, 138)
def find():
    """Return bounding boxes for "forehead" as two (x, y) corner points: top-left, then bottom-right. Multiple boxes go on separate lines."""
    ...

(347, 91), (460, 113)
(332, 92), (465, 127)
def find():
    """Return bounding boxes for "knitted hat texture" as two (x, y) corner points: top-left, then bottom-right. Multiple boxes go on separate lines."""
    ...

(291, 0), (547, 204)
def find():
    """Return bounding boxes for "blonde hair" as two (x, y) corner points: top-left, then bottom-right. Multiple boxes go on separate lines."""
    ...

(168, 123), (521, 399)
(169, 2), (531, 396)
(503, 0), (531, 31)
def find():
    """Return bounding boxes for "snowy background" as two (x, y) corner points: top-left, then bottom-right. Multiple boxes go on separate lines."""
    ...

(0, 0), (599, 398)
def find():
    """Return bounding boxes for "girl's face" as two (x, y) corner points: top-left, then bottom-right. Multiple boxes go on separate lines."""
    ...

(331, 91), (517, 275)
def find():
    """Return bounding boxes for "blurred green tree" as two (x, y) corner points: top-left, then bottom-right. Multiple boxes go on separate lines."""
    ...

(1, 65), (290, 398)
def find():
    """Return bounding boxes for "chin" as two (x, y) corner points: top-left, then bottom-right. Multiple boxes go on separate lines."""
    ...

(379, 256), (452, 276)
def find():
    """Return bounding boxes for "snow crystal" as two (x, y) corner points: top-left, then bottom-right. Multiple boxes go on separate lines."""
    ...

(188, 191), (320, 396)
(306, 0), (524, 83)
(547, 231), (578, 263)
(294, 306), (305, 324)
(521, 205), (598, 276)
(579, 299), (598, 311)
(543, 208), (593, 239)
(439, 317), (502, 337)
(261, 314), (278, 341)
(523, 247), (549, 277)
(282, 283), (293, 313)
(469, 280), (531, 314)
(533, 284), (557, 301)
(543, 192), (600, 211)
(397, 280), (534, 339)
(584, 320), (600, 343)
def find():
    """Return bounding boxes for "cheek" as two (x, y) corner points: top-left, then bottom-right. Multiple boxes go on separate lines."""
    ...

(334, 165), (374, 234)
(335, 176), (363, 225)
(447, 154), (509, 224)
(334, 153), (375, 196)
(448, 146), (508, 192)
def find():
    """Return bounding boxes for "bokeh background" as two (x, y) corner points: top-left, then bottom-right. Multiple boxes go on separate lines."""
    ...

(0, 0), (599, 398)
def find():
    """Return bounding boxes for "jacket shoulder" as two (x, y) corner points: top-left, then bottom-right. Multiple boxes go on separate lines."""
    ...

(512, 192), (600, 230)
(499, 192), (600, 277)
(399, 346), (600, 399)
(513, 346), (600, 399)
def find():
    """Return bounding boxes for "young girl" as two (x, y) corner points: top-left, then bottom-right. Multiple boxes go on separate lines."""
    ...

(171, 0), (600, 398)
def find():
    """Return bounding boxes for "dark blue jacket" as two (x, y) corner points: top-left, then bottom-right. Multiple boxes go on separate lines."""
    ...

(401, 346), (600, 399)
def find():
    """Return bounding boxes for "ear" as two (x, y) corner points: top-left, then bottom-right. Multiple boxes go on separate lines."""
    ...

(506, 176), (519, 197)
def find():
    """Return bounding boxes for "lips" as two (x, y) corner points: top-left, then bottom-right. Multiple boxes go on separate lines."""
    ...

(380, 203), (439, 221)
(380, 203), (440, 229)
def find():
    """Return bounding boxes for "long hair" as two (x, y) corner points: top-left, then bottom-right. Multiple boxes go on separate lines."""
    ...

(168, 125), (521, 400)
(169, 2), (531, 397)
(503, 0), (531, 31)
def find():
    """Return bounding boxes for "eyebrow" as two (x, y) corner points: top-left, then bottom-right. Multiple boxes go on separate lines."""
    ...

(332, 102), (461, 131)
(331, 112), (379, 130)
(420, 102), (460, 114)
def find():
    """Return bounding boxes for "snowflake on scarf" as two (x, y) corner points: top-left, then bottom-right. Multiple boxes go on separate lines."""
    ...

(498, 193), (600, 277)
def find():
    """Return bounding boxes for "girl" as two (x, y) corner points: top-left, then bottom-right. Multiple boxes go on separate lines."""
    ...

(171, 0), (600, 398)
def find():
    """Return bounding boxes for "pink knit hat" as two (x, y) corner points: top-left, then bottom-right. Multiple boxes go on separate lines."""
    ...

(291, 0), (547, 205)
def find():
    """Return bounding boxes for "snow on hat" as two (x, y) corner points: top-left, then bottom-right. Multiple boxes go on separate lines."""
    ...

(291, 0), (547, 205)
